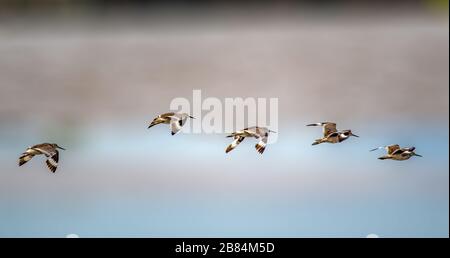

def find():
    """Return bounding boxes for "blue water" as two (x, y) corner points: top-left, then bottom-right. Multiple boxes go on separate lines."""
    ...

(0, 123), (448, 237)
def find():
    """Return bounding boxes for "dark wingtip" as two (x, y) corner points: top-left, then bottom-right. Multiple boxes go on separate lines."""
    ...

(307, 123), (323, 127)
(18, 158), (26, 166)
(255, 144), (265, 154)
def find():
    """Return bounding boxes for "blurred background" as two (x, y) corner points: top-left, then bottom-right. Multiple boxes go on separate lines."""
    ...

(0, 0), (448, 237)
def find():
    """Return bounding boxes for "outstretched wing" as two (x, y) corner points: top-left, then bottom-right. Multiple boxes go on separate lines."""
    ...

(386, 144), (401, 154)
(160, 112), (176, 118)
(179, 116), (188, 127)
(19, 152), (35, 166)
(148, 113), (174, 128)
(307, 122), (337, 137)
(45, 151), (59, 173)
(370, 144), (401, 155)
(322, 123), (337, 137)
(255, 134), (268, 154)
(225, 136), (245, 153)
(170, 116), (183, 135)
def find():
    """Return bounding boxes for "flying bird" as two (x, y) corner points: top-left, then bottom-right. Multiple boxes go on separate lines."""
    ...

(148, 112), (194, 135)
(306, 122), (359, 146)
(225, 126), (276, 154)
(370, 144), (422, 161)
(18, 143), (66, 173)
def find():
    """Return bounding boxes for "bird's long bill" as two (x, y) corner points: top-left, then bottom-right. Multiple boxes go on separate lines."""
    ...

(57, 146), (66, 150)
(414, 153), (423, 157)
(269, 130), (277, 133)
(369, 148), (379, 152)
(351, 133), (359, 137)
(189, 116), (195, 119)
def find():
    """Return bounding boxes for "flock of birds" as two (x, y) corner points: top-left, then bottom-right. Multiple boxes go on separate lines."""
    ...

(18, 112), (422, 173)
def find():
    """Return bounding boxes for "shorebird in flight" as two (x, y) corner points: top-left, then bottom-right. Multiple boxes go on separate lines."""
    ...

(148, 112), (194, 135)
(306, 122), (359, 146)
(225, 126), (276, 154)
(370, 144), (422, 161)
(18, 143), (65, 173)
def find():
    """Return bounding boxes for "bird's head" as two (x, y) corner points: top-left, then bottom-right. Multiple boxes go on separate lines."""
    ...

(178, 113), (195, 119)
(410, 148), (422, 158)
(53, 144), (66, 150)
(184, 113), (195, 119)
(342, 130), (359, 138)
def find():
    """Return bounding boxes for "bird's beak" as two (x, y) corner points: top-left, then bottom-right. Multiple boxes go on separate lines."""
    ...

(189, 116), (195, 119)
(351, 133), (359, 137)
(57, 146), (66, 150)
(269, 130), (277, 133)
(414, 153), (423, 157)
